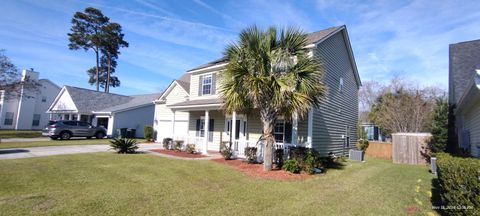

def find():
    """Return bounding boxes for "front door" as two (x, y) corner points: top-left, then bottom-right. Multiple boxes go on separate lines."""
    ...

(97, 118), (109, 129)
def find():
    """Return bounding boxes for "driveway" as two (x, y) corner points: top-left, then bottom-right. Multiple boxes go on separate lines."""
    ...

(0, 143), (164, 160)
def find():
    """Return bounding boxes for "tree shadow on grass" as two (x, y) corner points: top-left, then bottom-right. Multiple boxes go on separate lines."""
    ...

(0, 149), (30, 154)
(431, 178), (447, 216)
(320, 161), (347, 173)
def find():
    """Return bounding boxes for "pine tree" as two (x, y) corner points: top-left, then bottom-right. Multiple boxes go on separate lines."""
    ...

(430, 96), (448, 152)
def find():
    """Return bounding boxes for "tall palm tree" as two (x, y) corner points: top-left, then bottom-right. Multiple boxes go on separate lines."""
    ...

(220, 26), (326, 171)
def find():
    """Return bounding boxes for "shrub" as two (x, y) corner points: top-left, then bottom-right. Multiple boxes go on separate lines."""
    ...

(289, 147), (308, 162)
(436, 153), (480, 216)
(274, 149), (284, 169)
(174, 140), (183, 151)
(288, 147), (321, 174)
(162, 138), (173, 150)
(186, 144), (195, 154)
(221, 141), (233, 160)
(356, 139), (369, 151)
(283, 159), (301, 173)
(144, 125), (153, 141)
(110, 138), (138, 154)
(244, 147), (257, 164)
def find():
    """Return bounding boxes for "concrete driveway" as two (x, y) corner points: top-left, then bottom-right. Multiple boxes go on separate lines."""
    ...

(0, 143), (164, 160)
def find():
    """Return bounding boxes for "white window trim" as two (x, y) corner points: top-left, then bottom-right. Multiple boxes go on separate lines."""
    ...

(201, 74), (212, 95)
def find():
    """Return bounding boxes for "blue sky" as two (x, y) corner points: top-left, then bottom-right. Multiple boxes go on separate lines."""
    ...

(1, 0), (480, 95)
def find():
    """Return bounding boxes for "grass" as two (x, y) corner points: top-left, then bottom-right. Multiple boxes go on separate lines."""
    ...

(0, 130), (42, 139)
(0, 154), (436, 216)
(0, 139), (147, 149)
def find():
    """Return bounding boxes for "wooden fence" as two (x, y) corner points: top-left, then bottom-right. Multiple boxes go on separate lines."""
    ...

(392, 133), (431, 164)
(365, 141), (392, 160)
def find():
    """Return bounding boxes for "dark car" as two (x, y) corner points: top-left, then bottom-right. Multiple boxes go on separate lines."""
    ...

(42, 120), (107, 140)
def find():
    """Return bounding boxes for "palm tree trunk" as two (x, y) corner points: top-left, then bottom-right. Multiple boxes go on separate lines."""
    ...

(261, 109), (276, 171)
(95, 49), (99, 92)
(106, 53), (111, 93)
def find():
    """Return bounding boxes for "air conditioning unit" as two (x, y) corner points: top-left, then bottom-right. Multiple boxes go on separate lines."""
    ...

(349, 149), (364, 161)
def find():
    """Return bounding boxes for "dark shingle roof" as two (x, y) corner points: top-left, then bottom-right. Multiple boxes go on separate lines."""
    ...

(186, 26), (343, 72)
(449, 39), (480, 105)
(176, 73), (191, 92)
(64, 86), (159, 113)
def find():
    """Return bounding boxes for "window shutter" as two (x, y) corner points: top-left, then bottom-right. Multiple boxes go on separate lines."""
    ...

(285, 122), (292, 143)
(209, 119), (214, 141)
(196, 119), (200, 137)
(211, 73), (216, 94)
(198, 75), (203, 96)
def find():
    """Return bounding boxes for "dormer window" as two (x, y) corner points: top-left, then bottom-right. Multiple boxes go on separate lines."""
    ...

(198, 73), (216, 96)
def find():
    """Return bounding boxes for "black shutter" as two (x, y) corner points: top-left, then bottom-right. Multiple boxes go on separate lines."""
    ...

(235, 120), (240, 140)
(285, 122), (292, 143)
(196, 119), (200, 137)
(211, 73), (216, 94)
(198, 75), (203, 96)
(209, 119), (214, 141)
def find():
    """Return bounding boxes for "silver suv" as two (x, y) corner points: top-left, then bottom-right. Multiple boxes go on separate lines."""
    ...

(42, 120), (107, 140)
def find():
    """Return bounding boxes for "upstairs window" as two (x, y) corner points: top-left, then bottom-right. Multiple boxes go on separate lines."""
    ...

(202, 74), (212, 95)
(198, 73), (216, 96)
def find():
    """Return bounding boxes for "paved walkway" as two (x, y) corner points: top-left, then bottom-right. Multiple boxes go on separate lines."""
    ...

(0, 143), (164, 160)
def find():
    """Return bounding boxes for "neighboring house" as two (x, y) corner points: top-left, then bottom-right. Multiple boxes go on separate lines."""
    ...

(47, 86), (161, 138)
(361, 122), (384, 141)
(154, 25), (361, 157)
(449, 39), (480, 158)
(0, 69), (60, 130)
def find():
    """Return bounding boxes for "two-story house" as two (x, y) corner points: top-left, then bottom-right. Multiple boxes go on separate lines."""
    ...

(153, 25), (361, 157)
(0, 69), (60, 130)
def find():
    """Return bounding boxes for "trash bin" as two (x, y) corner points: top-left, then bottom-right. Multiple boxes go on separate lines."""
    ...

(117, 128), (128, 138)
(126, 128), (136, 138)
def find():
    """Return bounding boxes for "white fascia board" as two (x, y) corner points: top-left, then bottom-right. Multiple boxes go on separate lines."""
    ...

(187, 63), (228, 74)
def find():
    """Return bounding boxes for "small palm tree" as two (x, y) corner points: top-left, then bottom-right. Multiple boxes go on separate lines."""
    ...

(220, 26), (326, 171)
(110, 138), (138, 154)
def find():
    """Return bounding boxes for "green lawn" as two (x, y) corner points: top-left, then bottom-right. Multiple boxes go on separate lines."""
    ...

(0, 154), (436, 215)
(0, 139), (147, 149)
(0, 130), (42, 139)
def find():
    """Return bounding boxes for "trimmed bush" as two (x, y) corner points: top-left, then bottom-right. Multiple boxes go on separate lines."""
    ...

(244, 147), (257, 164)
(162, 138), (173, 150)
(186, 144), (195, 154)
(283, 159), (301, 173)
(288, 147), (321, 174)
(144, 125), (153, 141)
(174, 140), (183, 151)
(274, 149), (284, 169)
(221, 141), (233, 160)
(356, 139), (369, 151)
(436, 153), (480, 216)
(110, 138), (138, 154)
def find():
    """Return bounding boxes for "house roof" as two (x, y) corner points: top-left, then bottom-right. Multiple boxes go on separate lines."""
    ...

(449, 39), (480, 106)
(59, 86), (160, 114)
(187, 26), (343, 72)
(97, 93), (162, 113)
(176, 73), (191, 92)
(168, 98), (222, 108)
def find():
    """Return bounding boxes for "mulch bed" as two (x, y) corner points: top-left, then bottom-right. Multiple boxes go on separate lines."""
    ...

(212, 158), (312, 181)
(150, 149), (207, 158)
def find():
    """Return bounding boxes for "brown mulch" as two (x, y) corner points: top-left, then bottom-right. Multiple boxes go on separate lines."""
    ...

(212, 158), (312, 181)
(150, 149), (207, 158)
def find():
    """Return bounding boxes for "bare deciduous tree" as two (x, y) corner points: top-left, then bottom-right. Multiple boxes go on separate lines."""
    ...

(0, 50), (40, 101)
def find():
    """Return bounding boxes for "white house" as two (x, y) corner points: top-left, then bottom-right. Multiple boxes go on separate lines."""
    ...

(0, 69), (60, 130)
(47, 86), (161, 138)
(153, 25), (361, 157)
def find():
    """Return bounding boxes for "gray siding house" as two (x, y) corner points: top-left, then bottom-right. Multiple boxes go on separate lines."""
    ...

(47, 86), (161, 138)
(153, 25), (361, 157)
(449, 39), (480, 157)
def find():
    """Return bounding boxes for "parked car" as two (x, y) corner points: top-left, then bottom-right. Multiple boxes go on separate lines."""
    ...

(42, 120), (106, 140)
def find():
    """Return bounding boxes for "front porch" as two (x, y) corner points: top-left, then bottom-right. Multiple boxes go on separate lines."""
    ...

(168, 107), (313, 157)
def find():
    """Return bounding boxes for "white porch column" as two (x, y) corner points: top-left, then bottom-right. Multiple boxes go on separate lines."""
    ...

(203, 110), (209, 154)
(307, 108), (313, 148)
(292, 112), (298, 145)
(77, 114), (81, 121)
(172, 110), (176, 140)
(231, 111), (237, 142)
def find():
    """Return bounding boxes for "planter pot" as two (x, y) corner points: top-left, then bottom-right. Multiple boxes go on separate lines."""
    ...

(349, 149), (365, 161)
